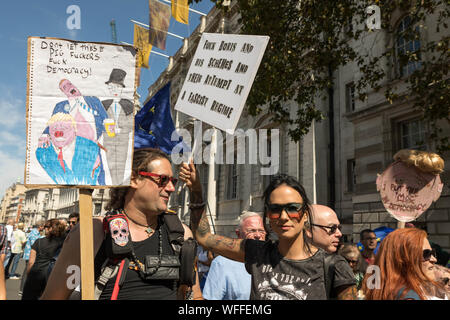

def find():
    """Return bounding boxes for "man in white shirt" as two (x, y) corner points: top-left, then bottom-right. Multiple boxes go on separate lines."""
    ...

(7, 223), (27, 279)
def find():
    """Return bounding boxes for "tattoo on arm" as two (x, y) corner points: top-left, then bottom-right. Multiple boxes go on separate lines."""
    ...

(337, 285), (357, 300)
(191, 209), (211, 237)
(205, 235), (238, 250)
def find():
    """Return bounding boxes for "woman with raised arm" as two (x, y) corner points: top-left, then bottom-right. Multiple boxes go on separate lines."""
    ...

(180, 162), (356, 300)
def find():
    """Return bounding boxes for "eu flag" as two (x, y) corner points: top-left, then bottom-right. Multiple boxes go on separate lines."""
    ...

(134, 82), (186, 154)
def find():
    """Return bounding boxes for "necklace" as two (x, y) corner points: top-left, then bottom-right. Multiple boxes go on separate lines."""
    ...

(121, 209), (156, 236)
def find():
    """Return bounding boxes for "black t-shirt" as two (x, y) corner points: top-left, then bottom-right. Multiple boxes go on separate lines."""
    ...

(31, 237), (64, 271)
(245, 240), (356, 300)
(98, 221), (178, 300)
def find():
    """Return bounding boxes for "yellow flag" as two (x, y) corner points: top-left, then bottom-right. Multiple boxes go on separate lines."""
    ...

(133, 24), (152, 69)
(172, 0), (189, 25)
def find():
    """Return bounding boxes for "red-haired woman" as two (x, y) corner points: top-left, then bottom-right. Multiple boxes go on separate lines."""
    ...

(362, 228), (448, 300)
(22, 219), (66, 300)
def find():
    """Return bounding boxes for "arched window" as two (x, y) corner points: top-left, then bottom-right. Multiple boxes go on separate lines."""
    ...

(396, 15), (422, 77)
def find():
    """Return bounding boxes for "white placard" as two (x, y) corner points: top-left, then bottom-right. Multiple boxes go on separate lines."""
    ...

(25, 37), (137, 187)
(174, 33), (269, 133)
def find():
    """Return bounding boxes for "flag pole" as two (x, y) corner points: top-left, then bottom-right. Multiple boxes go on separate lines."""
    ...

(159, 0), (207, 16)
(131, 19), (184, 40)
(121, 42), (170, 59)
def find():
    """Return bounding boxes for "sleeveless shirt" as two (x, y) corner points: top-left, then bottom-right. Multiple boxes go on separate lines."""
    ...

(98, 220), (178, 300)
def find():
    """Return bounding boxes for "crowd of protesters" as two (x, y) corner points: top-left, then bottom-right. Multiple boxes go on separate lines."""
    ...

(0, 148), (449, 301)
(0, 213), (79, 300)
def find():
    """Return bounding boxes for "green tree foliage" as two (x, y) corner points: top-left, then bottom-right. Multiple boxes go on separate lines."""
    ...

(191, 0), (449, 152)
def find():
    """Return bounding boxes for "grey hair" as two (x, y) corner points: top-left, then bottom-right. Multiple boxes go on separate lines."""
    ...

(237, 211), (263, 229)
(34, 220), (46, 228)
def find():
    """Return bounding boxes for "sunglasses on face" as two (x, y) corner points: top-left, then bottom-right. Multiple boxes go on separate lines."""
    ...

(345, 257), (359, 264)
(311, 223), (342, 235)
(266, 202), (304, 219)
(69, 221), (77, 225)
(44, 225), (50, 229)
(423, 248), (437, 261)
(139, 171), (178, 187)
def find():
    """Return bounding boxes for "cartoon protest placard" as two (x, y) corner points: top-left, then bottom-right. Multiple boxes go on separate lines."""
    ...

(174, 33), (269, 133)
(376, 149), (444, 222)
(25, 37), (138, 187)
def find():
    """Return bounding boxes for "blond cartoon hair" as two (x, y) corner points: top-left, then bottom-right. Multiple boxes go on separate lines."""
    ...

(46, 112), (77, 131)
(393, 149), (444, 175)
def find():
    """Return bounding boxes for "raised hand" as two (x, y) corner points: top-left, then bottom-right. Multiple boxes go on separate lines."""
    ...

(38, 134), (51, 148)
(179, 160), (202, 194)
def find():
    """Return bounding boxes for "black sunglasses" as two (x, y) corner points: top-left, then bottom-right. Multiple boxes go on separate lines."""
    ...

(266, 203), (304, 219)
(423, 248), (437, 261)
(311, 223), (342, 235)
(345, 257), (359, 264)
(69, 221), (77, 225)
(139, 171), (178, 187)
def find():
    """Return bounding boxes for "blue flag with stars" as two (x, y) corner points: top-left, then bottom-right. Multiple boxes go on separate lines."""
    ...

(134, 82), (187, 154)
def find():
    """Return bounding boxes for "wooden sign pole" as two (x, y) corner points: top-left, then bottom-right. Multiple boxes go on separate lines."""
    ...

(79, 188), (95, 300)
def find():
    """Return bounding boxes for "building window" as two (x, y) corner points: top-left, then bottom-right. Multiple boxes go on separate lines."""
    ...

(347, 159), (356, 193)
(399, 118), (427, 150)
(226, 161), (238, 200)
(200, 164), (209, 200)
(345, 82), (355, 112)
(396, 16), (422, 77)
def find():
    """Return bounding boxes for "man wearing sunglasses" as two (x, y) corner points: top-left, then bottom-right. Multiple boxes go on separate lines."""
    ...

(67, 213), (79, 232)
(202, 211), (266, 300)
(41, 148), (201, 300)
(305, 204), (343, 253)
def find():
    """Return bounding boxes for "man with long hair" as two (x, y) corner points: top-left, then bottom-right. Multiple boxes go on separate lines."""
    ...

(40, 148), (201, 300)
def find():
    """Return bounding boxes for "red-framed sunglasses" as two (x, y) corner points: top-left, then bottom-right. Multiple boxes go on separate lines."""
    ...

(138, 171), (178, 187)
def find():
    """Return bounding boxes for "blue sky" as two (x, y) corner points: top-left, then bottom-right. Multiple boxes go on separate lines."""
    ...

(0, 0), (215, 196)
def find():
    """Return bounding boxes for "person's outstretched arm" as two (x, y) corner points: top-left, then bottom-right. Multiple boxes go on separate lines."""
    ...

(180, 162), (245, 263)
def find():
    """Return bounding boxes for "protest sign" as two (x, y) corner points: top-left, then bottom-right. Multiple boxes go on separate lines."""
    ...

(174, 33), (269, 133)
(25, 37), (138, 188)
(376, 151), (444, 223)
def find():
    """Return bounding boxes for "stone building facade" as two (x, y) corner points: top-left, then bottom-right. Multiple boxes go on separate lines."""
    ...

(146, 3), (449, 250)
(0, 182), (27, 223)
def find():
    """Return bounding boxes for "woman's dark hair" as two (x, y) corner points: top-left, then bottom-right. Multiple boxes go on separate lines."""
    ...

(262, 174), (314, 252)
(46, 219), (66, 239)
(105, 148), (171, 211)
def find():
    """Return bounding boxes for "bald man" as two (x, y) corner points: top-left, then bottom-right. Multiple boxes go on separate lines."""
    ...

(305, 204), (343, 253)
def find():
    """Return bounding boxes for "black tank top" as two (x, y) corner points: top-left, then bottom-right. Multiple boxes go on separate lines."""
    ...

(98, 220), (178, 300)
